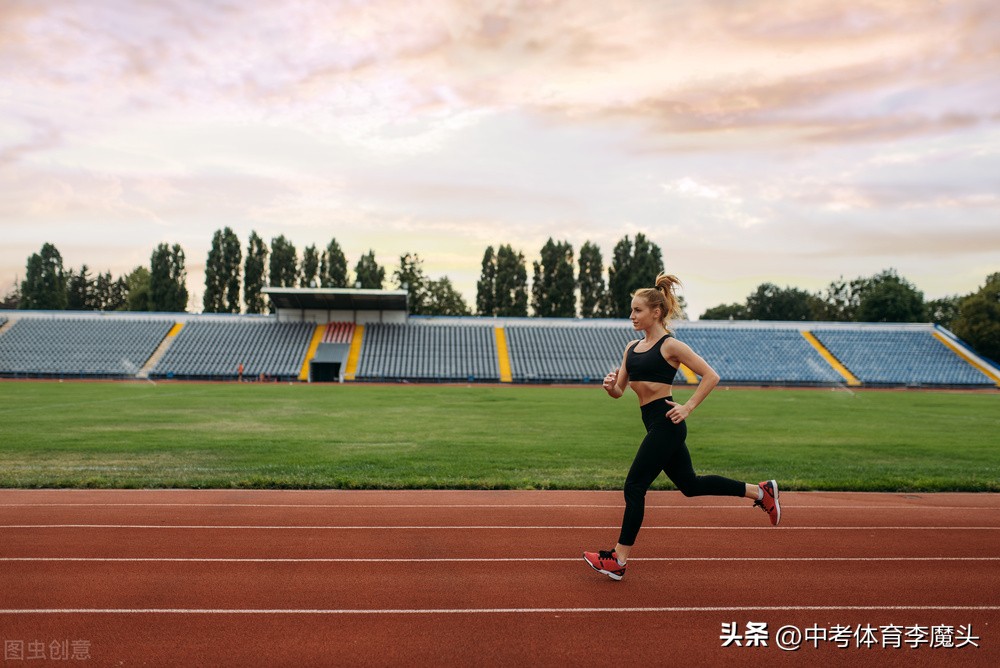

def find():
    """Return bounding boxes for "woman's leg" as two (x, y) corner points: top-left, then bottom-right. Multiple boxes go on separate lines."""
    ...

(662, 435), (747, 498)
(615, 418), (690, 560)
(664, 441), (781, 524)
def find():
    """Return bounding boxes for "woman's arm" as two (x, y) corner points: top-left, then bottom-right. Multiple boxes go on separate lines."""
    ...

(603, 342), (635, 398)
(663, 338), (719, 423)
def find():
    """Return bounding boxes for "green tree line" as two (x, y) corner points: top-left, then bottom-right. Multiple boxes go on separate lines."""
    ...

(5, 235), (997, 363)
(12, 242), (187, 313)
(8, 231), (669, 318)
(702, 269), (960, 324)
(700, 270), (1000, 362)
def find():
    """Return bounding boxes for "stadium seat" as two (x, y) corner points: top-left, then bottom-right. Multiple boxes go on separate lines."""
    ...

(506, 325), (639, 383)
(356, 323), (499, 382)
(1, 313), (993, 387)
(812, 328), (993, 386)
(151, 320), (315, 380)
(0, 317), (173, 377)
(674, 327), (844, 385)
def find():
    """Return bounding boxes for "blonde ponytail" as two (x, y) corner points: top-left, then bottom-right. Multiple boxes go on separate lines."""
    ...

(633, 272), (683, 327)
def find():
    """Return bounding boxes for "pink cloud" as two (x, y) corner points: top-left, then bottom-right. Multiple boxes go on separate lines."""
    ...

(1, 0), (998, 314)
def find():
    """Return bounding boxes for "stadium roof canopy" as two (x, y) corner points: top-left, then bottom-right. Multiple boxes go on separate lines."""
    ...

(263, 287), (409, 313)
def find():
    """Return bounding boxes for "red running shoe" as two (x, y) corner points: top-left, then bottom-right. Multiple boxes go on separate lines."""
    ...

(583, 550), (626, 581)
(754, 479), (781, 526)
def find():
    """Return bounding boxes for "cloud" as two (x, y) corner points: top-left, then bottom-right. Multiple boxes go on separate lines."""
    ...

(0, 115), (62, 166)
(3, 0), (998, 158)
(1, 0), (998, 316)
(660, 177), (764, 232)
(663, 177), (723, 200)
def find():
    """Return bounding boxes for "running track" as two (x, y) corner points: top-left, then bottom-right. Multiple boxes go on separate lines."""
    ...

(1, 490), (997, 667)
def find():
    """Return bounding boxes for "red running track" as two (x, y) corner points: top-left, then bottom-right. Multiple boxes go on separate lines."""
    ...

(0, 489), (998, 667)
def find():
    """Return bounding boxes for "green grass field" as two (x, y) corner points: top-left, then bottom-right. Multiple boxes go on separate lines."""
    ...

(0, 381), (997, 491)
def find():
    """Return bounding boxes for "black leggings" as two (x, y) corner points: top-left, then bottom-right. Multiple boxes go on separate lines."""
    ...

(618, 396), (746, 546)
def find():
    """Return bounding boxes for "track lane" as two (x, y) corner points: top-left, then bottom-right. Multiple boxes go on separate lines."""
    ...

(0, 490), (997, 666)
(1, 560), (996, 611)
(0, 609), (993, 667)
(2, 526), (999, 559)
(3, 503), (998, 528)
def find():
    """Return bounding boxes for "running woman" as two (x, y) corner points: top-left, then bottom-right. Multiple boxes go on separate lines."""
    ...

(584, 273), (780, 581)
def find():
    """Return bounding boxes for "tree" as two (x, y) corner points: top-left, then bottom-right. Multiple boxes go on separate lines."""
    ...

(393, 253), (428, 314)
(320, 238), (349, 288)
(814, 276), (868, 321)
(478, 244), (528, 317)
(551, 241), (576, 318)
(531, 259), (544, 316)
(204, 233), (225, 313)
(269, 235), (298, 289)
(100, 273), (129, 311)
(675, 294), (690, 320)
(222, 231), (241, 312)
(125, 267), (151, 311)
(86, 270), (125, 311)
(856, 269), (925, 322)
(744, 283), (817, 320)
(815, 270), (925, 322)
(577, 241), (606, 318)
(390, 252), (469, 315)
(301, 244), (319, 288)
(149, 243), (188, 312)
(494, 244), (528, 317)
(531, 238), (575, 317)
(204, 227), (242, 313)
(700, 303), (748, 320)
(354, 250), (385, 289)
(66, 265), (96, 310)
(606, 233), (663, 317)
(475, 246), (497, 316)
(1, 279), (20, 309)
(926, 295), (962, 328)
(244, 231), (268, 314)
(20, 243), (67, 310)
(424, 277), (471, 316)
(21, 254), (43, 310)
(949, 272), (1000, 363)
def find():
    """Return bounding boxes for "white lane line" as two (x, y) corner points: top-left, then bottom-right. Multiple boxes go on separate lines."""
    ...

(1, 525), (997, 530)
(1, 557), (996, 563)
(1, 606), (998, 615)
(0, 503), (995, 510)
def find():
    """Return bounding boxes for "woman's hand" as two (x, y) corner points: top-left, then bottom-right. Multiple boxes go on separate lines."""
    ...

(603, 369), (620, 397)
(665, 399), (691, 424)
(603, 369), (618, 390)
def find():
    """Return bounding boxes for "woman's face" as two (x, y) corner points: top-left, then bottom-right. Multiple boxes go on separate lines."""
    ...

(630, 296), (661, 331)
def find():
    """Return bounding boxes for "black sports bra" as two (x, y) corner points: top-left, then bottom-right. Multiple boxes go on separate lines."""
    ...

(626, 334), (678, 385)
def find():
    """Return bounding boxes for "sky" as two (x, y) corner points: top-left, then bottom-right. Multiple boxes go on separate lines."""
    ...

(1, 0), (998, 319)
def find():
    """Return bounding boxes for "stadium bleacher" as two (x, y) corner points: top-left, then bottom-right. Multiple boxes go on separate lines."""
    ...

(0, 310), (994, 387)
(0, 317), (172, 377)
(322, 322), (355, 344)
(356, 323), (499, 381)
(151, 320), (315, 380)
(506, 325), (639, 382)
(675, 327), (845, 385)
(812, 328), (994, 387)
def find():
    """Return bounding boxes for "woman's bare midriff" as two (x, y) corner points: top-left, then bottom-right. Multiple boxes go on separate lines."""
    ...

(630, 380), (675, 406)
